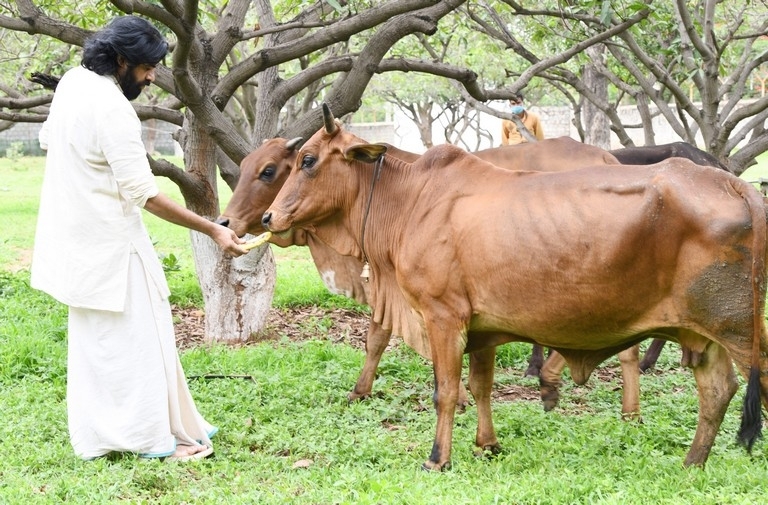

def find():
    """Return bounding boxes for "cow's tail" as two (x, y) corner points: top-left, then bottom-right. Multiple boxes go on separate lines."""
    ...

(735, 178), (767, 451)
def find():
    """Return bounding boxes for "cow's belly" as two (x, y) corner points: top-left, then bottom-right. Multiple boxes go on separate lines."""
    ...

(467, 298), (659, 350)
(457, 225), (676, 347)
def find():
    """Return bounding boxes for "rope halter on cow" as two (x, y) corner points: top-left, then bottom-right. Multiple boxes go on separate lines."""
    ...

(360, 152), (385, 282)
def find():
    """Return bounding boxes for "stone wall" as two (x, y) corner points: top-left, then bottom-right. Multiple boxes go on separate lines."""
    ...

(536, 104), (690, 148)
(0, 120), (180, 157)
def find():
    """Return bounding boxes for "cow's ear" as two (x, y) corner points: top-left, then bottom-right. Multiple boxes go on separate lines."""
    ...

(344, 143), (387, 163)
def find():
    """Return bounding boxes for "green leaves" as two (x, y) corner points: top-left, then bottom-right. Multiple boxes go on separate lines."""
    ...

(599, 0), (613, 26)
(326, 0), (344, 13)
(160, 252), (182, 273)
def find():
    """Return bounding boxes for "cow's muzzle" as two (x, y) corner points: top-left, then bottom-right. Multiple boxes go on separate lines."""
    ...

(261, 211), (273, 231)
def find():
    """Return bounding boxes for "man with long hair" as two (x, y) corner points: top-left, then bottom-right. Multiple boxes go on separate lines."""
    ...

(31, 16), (246, 462)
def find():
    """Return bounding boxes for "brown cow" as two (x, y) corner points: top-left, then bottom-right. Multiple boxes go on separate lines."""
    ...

(219, 137), (643, 418)
(470, 142), (660, 391)
(261, 104), (768, 471)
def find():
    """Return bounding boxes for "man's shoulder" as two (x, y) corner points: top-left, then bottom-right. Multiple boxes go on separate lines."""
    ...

(55, 67), (130, 115)
(525, 111), (542, 124)
(58, 66), (119, 96)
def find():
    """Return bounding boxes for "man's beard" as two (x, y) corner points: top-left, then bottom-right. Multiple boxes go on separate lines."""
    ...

(118, 66), (148, 101)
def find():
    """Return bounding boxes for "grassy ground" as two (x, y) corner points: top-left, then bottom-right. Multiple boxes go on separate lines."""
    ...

(2, 157), (768, 504)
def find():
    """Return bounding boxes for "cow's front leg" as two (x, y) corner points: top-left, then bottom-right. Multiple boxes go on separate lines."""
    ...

(347, 319), (470, 409)
(348, 320), (391, 402)
(469, 346), (501, 457)
(422, 321), (465, 472)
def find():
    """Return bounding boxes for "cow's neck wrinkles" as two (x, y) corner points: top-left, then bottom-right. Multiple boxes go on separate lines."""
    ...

(354, 154), (422, 263)
(313, 152), (418, 268)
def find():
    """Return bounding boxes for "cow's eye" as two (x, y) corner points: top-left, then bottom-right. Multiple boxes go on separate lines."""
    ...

(301, 155), (316, 170)
(259, 165), (276, 181)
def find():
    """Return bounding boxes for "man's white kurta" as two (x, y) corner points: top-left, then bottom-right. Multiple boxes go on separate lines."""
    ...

(31, 65), (215, 458)
(32, 65), (167, 311)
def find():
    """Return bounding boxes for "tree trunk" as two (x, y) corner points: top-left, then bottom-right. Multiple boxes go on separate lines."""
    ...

(582, 45), (611, 149)
(636, 93), (656, 146)
(191, 231), (275, 343)
(181, 111), (276, 342)
(416, 102), (435, 149)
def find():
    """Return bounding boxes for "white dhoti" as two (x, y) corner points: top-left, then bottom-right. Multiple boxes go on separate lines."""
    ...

(66, 252), (215, 459)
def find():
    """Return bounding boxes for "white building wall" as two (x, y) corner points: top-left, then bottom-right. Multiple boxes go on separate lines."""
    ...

(365, 102), (722, 153)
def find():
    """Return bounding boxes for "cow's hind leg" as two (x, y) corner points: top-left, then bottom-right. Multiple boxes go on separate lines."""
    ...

(525, 344), (545, 377)
(684, 341), (738, 467)
(639, 338), (666, 372)
(469, 346), (501, 457)
(539, 351), (566, 412)
(540, 346), (641, 421)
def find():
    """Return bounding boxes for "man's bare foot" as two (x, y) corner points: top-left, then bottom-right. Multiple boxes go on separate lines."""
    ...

(166, 444), (214, 462)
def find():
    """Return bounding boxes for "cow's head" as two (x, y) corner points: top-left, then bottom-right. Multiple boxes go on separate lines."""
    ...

(216, 137), (303, 238)
(262, 103), (386, 235)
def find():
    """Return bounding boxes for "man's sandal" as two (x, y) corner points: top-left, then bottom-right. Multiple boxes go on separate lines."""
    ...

(165, 444), (214, 462)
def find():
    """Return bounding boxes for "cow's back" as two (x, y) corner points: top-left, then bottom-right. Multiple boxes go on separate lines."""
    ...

(474, 136), (620, 171)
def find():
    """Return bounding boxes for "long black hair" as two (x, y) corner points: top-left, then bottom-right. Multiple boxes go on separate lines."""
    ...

(81, 16), (168, 75)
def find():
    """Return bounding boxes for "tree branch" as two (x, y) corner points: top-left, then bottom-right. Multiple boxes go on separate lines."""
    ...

(147, 155), (204, 200)
(0, 94), (52, 109)
(217, 0), (444, 99)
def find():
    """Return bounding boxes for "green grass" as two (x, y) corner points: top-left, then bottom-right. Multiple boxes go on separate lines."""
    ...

(2, 157), (768, 503)
(2, 278), (767, 503)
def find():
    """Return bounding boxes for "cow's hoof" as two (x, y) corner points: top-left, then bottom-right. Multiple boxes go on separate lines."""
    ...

(473, 443), (502, 459)
(541, 389), (559, 412)
(346, 391), (371, 403)
(524, 366), (541, 378)
(638, 361), (655, 373)
(542, 397), (558, 412)
(421, 460), (452, 472)
(621, 412), (643, 423)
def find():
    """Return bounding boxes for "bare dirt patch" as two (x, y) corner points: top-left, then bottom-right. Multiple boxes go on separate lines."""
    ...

(172, 306), (623, 406)
(173, 305), (374, 351)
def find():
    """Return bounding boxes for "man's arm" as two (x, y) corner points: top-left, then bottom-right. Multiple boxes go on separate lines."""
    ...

(143, 192), (247, 257)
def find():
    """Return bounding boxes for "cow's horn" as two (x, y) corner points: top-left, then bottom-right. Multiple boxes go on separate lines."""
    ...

(285, 137), (303, 151)
(322, 103), (337, 134)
